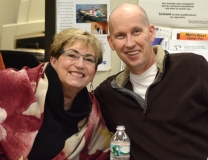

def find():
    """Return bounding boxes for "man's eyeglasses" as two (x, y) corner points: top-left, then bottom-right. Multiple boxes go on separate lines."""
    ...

(59, 49), (98, 64)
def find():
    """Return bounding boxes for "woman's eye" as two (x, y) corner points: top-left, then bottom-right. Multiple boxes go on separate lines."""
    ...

(68, 53), (76, 58)
(85, 57), (94, 62)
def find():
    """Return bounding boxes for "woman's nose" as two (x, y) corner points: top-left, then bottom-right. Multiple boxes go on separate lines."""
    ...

(74, 56), (85, 68)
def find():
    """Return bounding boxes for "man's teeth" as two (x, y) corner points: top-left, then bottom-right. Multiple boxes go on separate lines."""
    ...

(127, 51), (138, 55)
(71, 72), (83, 77)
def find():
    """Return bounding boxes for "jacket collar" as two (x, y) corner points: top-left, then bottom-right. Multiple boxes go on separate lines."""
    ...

(113, 45), (167, 88)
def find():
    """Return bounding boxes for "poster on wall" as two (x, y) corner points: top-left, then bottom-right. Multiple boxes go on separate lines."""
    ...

(56, 0), (111, 71)
(139, 0), (208, 28)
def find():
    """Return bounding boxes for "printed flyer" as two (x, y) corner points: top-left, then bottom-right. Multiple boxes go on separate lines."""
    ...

(139, 0), (208, 28)
(56, 0), (111, 71)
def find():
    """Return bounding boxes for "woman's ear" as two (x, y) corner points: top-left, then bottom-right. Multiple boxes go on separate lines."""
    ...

(50, 56), (57, 67)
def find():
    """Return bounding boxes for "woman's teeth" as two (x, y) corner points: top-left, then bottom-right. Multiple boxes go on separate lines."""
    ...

(71, 72), (83, 77)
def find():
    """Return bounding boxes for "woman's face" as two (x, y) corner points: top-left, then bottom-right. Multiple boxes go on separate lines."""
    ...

(50, 41), (96, 92)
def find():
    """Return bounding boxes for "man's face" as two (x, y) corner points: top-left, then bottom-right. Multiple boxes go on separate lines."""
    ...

(107, 8), (155, 74)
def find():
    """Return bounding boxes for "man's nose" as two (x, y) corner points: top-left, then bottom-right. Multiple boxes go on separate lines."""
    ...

(125, 35), (136, 48)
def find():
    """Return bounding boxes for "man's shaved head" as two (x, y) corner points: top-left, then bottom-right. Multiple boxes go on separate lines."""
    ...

(108, 3), (150, 34)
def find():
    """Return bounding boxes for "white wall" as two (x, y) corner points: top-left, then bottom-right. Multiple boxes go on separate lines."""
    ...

(0, 0), (20, 46)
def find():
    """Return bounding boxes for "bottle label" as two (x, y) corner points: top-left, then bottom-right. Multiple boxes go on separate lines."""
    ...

(110, 142), (130, 159)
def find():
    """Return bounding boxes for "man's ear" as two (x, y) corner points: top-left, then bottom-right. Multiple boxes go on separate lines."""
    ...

(107, 35), (115, 51)
(149, 24), (156, 42)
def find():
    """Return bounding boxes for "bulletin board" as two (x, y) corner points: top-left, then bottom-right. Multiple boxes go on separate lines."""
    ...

(45, 0), (111, 71)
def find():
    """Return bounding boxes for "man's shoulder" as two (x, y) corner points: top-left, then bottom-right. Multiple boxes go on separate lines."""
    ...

(169, 52), (204, 59)
(168, 52), (205, 61)
(168, 52), (207, 67)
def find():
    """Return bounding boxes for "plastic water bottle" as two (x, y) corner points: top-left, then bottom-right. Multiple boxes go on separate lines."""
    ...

(110, 125), (130, 160)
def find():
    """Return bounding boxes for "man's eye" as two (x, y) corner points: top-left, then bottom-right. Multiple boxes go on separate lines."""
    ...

(116, 34), (124, 39)
(134, 29), (141, 35)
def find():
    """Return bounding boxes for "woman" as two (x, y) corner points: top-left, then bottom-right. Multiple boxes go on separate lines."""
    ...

(0, 28), (112, 159)
(91, 24), (99, 35)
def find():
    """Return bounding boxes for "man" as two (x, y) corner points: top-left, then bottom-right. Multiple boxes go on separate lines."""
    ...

(91, 24), (99, 34)
(89, 7), (96, 16)
(94, 3), (208, 160)
(96, 8), (105, 18)
(98, 25), (106, 34)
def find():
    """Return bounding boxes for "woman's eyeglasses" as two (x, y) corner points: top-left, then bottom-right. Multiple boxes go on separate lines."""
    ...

(59, 49), (98, 64)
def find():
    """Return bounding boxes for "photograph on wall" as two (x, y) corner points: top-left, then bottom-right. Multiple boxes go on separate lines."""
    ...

(56, 0), (111, 71)
(76, 4), (107, 23)
(91, 22), (108, 35)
